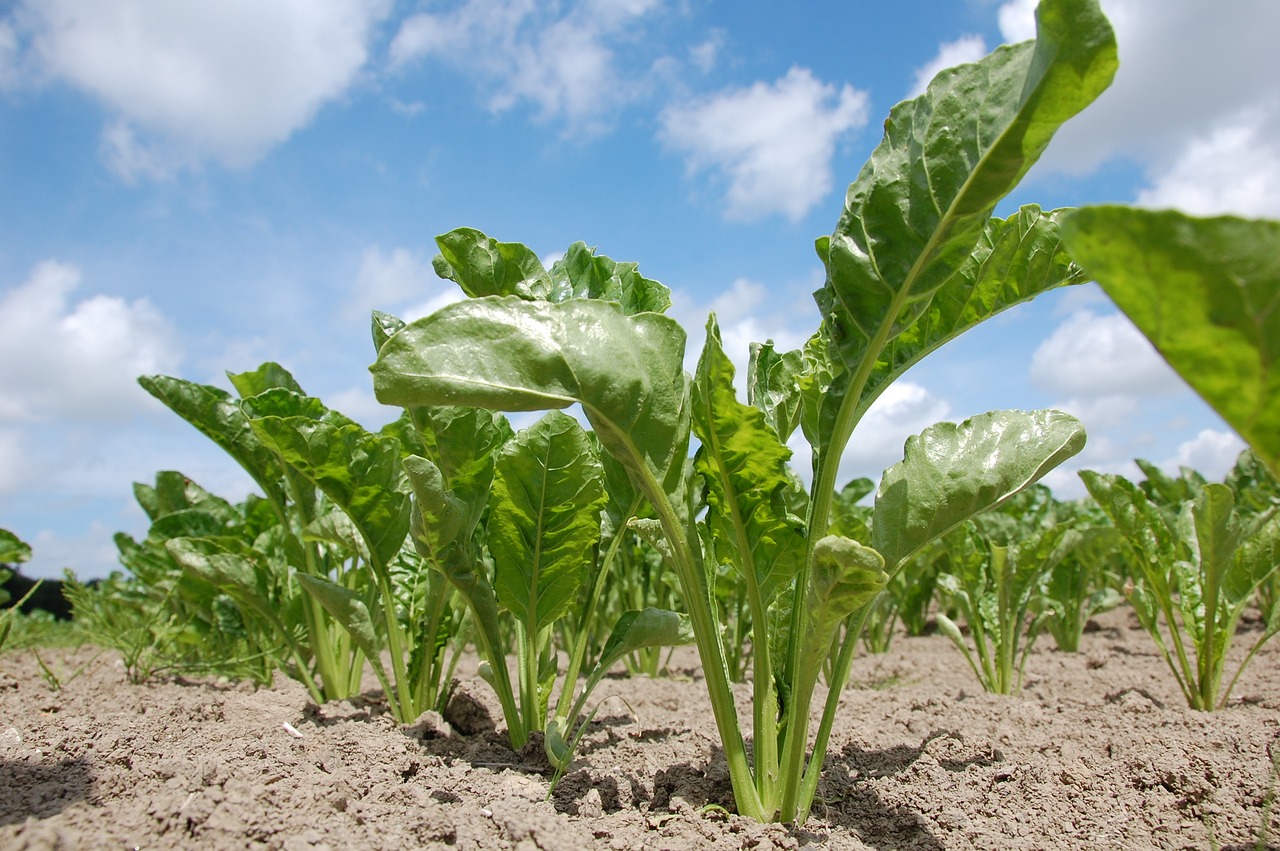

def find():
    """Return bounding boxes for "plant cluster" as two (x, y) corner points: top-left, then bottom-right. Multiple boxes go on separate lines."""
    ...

(38, 0), (1280, 827)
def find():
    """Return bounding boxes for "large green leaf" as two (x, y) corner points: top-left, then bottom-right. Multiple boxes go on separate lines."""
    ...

(872, 409), (1086, 573)
(371, 296), (691, 496)
(809, 0), (1114, 457)
(248, 414), (410, 572)
(802, 535), (887, 660)
(1059, 208), (1280, 476)
(488, 411), (608, 634)
(692, 316), (806, 605)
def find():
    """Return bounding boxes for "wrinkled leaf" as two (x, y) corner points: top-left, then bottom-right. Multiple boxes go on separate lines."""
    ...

(295, 572), (388, 684)
(548, 242), (673, 314)
(249, 415), (411, 571)
(1060, 208), (1280, 476)
(488, 411), (608, 634)
(873, 409), (1086, 573)
(434, 227), (552, 300)
(371, 296), (691, 497)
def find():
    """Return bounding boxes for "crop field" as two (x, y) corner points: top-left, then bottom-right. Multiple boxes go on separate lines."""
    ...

(0, 607), (1276, 850)
(2, 0), (1279, 847)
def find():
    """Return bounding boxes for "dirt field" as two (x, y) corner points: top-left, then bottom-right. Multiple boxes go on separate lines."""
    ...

(2, 606), (1277, 850)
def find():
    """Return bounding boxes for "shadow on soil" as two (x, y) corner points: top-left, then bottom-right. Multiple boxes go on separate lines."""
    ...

(0, 757), (93, 826)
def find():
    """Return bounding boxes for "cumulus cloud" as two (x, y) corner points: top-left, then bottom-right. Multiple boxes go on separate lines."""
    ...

(13, 0), (392, 178)
(389, 0), (663, 131)
(1159, 428), (1247, 481)
(1029, 309), (1185, 399)
(908, 35), (988, 98)
(0, 261), (182, 423)
(787, 381), (951, 490)
(660, 67), (869, 221)
(1135, 109), (1280, 218)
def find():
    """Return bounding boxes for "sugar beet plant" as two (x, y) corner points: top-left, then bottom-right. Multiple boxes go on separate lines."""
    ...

(371, 0), (1114, 823)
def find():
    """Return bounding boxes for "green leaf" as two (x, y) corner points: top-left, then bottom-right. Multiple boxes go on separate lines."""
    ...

(371, 296), (691, 497)
(410, 405), (512, 536)
(692, 315), (806, 604)
(402, 455), (466, 562)
(488, 411), (608, 634)
(815, 205), (1089, 455)
(434, 227), (552, 300)
(371, 310), (406, 353)
(747, 341), (805, 443)
(295, 572), (389, 684)
(248, 414), (410, 571)
(803, 535), (887, 658)
(873, 409), (1086, 573)
(1060, 207), (1280, 476)
(227, 361), (305, 398)
(0, 528), (31, 565)
(547, 242), (673, 314)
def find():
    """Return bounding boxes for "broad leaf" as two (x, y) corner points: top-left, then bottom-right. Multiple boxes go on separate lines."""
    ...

(1060, 207), (1280, 476)
(227, 361), (305, 398)
(488, 411), (608, 634)
(873, 409), (1086, 572)
(434, 227), (552, 300)
(371, 296), (691, 497)
(747, 341), (805, 443)
(249, 415), (410, 572)
(802, 535), (887, 659)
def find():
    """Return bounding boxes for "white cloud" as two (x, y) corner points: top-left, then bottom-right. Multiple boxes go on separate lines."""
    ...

(0, 261), (183, 423)
(0, 428), (32, 495)
(1029, 309), (1185, 399)
(790, 381), (952, 489)
(347, 246), (443, 322)
(388, 0), (663, 131)
(908, 34), (987, 98)
(996, 0), (1038, 42)
(660, 67), (869, 221)
(16, 0), (392, 177)
(1135, 109), (1280, 218)
(1159, 428), (1247, 481)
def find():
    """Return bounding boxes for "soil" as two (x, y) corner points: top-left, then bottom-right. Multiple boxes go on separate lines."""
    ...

(2, 607), (1278, 850)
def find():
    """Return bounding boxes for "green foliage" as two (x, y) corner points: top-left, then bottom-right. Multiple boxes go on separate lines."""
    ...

(1082, 454), (1280, 710)
(0, 528), (36, 654)
(371, 0), (1112, 823)
(1060, 208), (1280, 477)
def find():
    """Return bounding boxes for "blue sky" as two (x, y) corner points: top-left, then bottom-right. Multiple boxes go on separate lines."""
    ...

(2, 0), (1278, 579)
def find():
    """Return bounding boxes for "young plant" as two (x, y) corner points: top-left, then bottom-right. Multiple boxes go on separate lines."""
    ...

(933, 516), (1073, 694)
(1081, 467), (1280, 710)
(371, 0), (1114, 822)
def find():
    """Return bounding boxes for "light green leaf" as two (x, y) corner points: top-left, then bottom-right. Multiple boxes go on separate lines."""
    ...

(434, 227), (552, 300)
(803, 535), (887, 657)
(747, 341), (805, 444)
(248, 414), (410, 571)
(1060, 208), (1280, 476)
(227, 361), (305, 398)
(873, 409), (1086, 573)
(488, 411), (608, 634)
(371, 296), (691, 496)
(548, 242), (673, 314)
(295, 572), (389, 684)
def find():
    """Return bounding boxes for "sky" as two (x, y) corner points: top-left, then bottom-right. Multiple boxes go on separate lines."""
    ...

(1, 0), (1278, 580)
